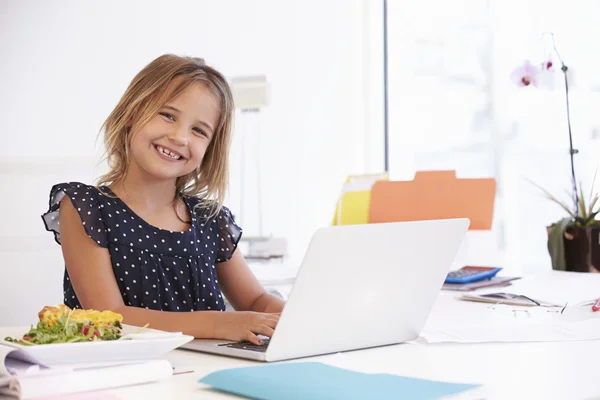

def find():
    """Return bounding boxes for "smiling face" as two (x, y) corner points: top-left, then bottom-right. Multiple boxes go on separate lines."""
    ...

(127, 82), (220, 183)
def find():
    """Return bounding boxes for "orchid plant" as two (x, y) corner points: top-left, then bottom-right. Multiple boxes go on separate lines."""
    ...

(511, 33), (599, 228)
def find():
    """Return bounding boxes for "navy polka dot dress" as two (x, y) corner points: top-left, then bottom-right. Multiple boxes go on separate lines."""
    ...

(42, 182), (242, 312)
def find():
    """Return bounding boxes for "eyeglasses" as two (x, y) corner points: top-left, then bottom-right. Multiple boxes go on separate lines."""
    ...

(486, 293), (542, 308)
(487, 295), (568, 317)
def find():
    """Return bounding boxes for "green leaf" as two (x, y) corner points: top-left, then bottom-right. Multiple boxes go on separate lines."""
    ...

(589, 195), (599, 215)
(589, 167), (598, 205)
(525, 177), (577, 218)
(548, 217), (573, 271)
(583, 211), (599, 226)
(579, 182), (587, 220)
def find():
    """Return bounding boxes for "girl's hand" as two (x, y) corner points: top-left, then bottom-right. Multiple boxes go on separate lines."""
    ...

(213, 311), (280, 345)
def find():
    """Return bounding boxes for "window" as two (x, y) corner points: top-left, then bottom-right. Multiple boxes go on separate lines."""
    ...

(383, 0), (600, 272)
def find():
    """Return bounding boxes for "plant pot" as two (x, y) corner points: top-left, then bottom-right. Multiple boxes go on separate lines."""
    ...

(547, 225), (600, 273)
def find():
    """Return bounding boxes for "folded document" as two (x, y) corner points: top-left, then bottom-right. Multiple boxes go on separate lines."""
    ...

(199, 362), (480, 400)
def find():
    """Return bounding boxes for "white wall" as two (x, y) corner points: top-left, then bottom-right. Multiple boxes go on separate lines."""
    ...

(0, 0), (383, 325)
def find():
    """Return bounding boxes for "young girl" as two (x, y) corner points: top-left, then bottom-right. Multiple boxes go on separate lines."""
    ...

(42, 54), (284, 345)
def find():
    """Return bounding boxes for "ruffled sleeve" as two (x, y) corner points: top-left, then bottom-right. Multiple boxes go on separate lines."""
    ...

(215, 205), (242, 263)
(42, 182), (108, 248)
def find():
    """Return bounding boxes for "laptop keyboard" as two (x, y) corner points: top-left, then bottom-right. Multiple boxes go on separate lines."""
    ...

(218, 338), (271, 353)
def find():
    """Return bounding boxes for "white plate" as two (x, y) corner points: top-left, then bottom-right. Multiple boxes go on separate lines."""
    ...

(0, 325), (193, 366)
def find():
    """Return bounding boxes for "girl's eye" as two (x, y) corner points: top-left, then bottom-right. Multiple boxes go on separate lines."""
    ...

(159, 112), (175, 121)
(193, 127), (208, 137)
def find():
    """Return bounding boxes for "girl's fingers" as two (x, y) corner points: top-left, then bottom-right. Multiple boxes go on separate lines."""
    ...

(244, 331), (263, 345)
(262, 314), (279, 328)
(254, 325), (275, 338)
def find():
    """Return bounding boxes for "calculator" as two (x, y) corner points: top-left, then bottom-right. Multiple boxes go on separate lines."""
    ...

(444, 266), (502, 284)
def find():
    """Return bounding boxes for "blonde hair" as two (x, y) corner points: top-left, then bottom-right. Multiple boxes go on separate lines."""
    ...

(97, 54), (234, 217)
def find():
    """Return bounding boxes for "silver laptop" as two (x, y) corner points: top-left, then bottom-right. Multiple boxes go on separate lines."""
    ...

(181, 218), (469, 362)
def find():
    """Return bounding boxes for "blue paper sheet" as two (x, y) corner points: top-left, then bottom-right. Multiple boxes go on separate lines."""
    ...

(199, 362), (480, 400)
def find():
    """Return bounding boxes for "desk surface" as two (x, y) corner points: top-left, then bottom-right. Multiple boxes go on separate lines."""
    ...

(112, 339), (600, 399)
(75, 271), (600, 399)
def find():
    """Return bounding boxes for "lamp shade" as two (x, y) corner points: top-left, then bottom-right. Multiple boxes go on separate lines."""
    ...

(231, 75), (268, 109)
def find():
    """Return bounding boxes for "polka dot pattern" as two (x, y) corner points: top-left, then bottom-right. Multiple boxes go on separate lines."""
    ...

(42, 182), (242, 312)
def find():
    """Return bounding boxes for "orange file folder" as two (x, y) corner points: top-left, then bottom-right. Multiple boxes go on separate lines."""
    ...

(368, 170), (495, 230)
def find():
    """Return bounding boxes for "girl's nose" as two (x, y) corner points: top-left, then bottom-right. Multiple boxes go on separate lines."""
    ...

(167, 129), (188, 147)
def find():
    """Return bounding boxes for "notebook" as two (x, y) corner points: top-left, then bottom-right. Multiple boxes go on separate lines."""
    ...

(0, 344), (173, 399)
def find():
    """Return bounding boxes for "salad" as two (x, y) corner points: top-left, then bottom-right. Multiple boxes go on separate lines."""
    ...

(4, 305), (124, 345)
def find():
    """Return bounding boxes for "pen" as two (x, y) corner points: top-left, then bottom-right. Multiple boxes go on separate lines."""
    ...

(592, 298), (600, 312)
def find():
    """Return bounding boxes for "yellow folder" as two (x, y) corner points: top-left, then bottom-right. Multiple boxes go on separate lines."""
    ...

(332, 173), (389, 226)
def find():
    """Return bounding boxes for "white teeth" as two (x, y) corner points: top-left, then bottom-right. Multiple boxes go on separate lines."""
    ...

(156, 145), (181, 160)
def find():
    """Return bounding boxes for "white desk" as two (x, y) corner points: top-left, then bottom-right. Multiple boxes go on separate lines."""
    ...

(111, 340), (600, 399)
(62, 272), (600, 399)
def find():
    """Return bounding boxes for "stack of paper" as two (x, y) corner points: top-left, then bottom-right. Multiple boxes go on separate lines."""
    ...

(0, 344), (173, 399)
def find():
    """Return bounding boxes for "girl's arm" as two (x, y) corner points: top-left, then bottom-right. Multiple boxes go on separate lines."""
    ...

(216, 250), (286, 314)
(59, 197), (277, 344)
